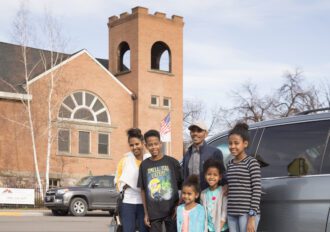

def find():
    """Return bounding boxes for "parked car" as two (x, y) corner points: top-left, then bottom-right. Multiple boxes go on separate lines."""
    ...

(207, 109), (330, 232)
(44, 175), (119, 216)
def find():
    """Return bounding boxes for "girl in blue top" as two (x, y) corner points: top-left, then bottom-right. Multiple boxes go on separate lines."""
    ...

(200, 159), (228, 232)
(177, 175), (205, 232)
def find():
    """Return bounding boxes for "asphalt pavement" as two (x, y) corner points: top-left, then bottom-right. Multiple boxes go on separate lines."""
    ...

(0, 209), (112, 232)
(0, 208), (111, 217)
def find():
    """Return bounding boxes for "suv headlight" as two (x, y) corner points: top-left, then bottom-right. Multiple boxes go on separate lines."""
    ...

(56, 189), (69, 195)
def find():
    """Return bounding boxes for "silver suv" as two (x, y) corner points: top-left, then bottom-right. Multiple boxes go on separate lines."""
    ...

(207, 110), (330, 232)
(44, 175), (119, 216)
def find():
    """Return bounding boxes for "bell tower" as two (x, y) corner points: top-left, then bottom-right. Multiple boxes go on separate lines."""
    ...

(108, 6), (184, 158)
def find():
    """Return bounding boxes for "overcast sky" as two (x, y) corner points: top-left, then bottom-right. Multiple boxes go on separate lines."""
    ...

(1, 0), (330, 109)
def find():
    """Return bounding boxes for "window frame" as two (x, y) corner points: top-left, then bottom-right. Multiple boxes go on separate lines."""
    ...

(151, 95), (160, 107)
(163, 97), (171, 108)
(98, 133), (109, 155)
(49, 178), (61, 189)
(58, 91), (110, 124)
(78, 130), (91, 155)
(57, 129), (71, 153)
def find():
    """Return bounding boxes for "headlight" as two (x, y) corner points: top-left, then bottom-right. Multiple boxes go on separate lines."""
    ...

(56, 189), (69, 195)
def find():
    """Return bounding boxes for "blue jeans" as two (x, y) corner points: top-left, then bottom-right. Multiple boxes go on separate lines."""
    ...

(120, 203), (148, 232)
(227, 214), (260, 232)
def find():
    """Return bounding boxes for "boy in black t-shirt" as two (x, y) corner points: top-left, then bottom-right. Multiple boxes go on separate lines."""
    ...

(138, 129), (182, 232)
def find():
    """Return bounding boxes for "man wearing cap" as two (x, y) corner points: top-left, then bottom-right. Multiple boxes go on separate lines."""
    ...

(182, 120), (226, 190)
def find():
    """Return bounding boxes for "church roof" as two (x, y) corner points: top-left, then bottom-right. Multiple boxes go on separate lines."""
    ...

(0, 42), (109, 94)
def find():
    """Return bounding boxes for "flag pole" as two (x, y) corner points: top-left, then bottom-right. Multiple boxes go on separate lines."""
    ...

(169, 110), (172, 156)
(160, 111), (171, 155)
(169, 138), (172, 156)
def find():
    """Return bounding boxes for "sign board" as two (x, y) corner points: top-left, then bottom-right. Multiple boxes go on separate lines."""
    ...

(0, 188), (35, 205)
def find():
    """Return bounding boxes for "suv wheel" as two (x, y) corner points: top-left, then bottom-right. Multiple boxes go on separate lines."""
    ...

(51, 209), (68, 216)
(70, 197), (88, 216)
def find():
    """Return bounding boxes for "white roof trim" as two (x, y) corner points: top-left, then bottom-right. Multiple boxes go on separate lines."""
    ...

(27, 49), (133, 95)
(0, 91), (32, 101)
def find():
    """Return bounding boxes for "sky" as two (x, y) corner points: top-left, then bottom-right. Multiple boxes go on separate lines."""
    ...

(1, 0), (330, 110)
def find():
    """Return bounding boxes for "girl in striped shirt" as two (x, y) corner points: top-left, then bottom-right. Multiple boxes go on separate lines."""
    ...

(227, 123), (261, 232)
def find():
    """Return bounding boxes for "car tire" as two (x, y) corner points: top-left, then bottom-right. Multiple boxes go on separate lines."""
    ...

(51, 209), (69, 216)
(70, 197), (88, 216)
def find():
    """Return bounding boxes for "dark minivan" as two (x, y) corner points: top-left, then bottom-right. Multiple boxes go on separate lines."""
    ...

(207, 110), (330, 232)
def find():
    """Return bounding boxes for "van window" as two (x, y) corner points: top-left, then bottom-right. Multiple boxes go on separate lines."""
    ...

(209, 136), (231, 165)
(256, 120), (330, 178)
(208, 129), (257, 166)
(320, 130), (330, 174)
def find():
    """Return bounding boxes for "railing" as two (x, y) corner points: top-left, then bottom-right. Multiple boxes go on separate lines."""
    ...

(0, 187), (44, 208)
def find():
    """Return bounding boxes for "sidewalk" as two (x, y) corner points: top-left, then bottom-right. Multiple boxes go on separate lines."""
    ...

(0, 209), (49, 216)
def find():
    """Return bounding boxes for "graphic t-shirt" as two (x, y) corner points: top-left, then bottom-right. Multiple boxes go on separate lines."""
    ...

(138, 155), (182, 220)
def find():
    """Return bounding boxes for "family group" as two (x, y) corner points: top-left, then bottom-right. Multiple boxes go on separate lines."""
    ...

(114, 121), (261, 232)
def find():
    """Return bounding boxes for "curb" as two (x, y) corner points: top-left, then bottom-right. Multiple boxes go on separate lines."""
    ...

(0, 210), (47, 217)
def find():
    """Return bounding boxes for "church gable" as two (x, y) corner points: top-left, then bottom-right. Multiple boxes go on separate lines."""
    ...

(27, 49), (132, 97)
(0, 42), (71, 94)
(0, 42), (131, 97)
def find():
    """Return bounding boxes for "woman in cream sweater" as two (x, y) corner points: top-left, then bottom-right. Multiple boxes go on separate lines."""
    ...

(115, 128), (150, 232)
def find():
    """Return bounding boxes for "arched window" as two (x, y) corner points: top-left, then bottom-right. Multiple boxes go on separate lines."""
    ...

(58, 91), (110, 124)
(118, 41), (131, 72)
(151, 41), (171, 72)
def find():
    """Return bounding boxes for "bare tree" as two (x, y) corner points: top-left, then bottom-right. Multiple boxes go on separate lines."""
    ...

(183, 68), (329, 139)
(208, 105), (233, 136)
(183, 99), (206, 124)
(40, 8), (67, 192)
(230, 82), (274, 123)
(319, 80), (330, 108)
(2, 2), (69, 195)
(183, 99), (232, 143)
(201, 82), (275, 135)
(183, 99), (207, 142)
(11, 2), (43, 196)
(272, 68), (324, 117)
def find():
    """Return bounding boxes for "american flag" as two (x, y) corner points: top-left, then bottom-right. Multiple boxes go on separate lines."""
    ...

(160, 113), (171, 142)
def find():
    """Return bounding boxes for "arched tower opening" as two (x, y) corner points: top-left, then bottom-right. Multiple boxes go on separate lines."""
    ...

(151, 41), (171, 72)
(118, 41), (130, 72)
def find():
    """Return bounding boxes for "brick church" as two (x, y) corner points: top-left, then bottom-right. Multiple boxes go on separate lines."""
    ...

(0, 7), (184, 188)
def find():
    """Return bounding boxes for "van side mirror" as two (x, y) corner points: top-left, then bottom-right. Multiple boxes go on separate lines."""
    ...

(287, 158), (309, 176)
